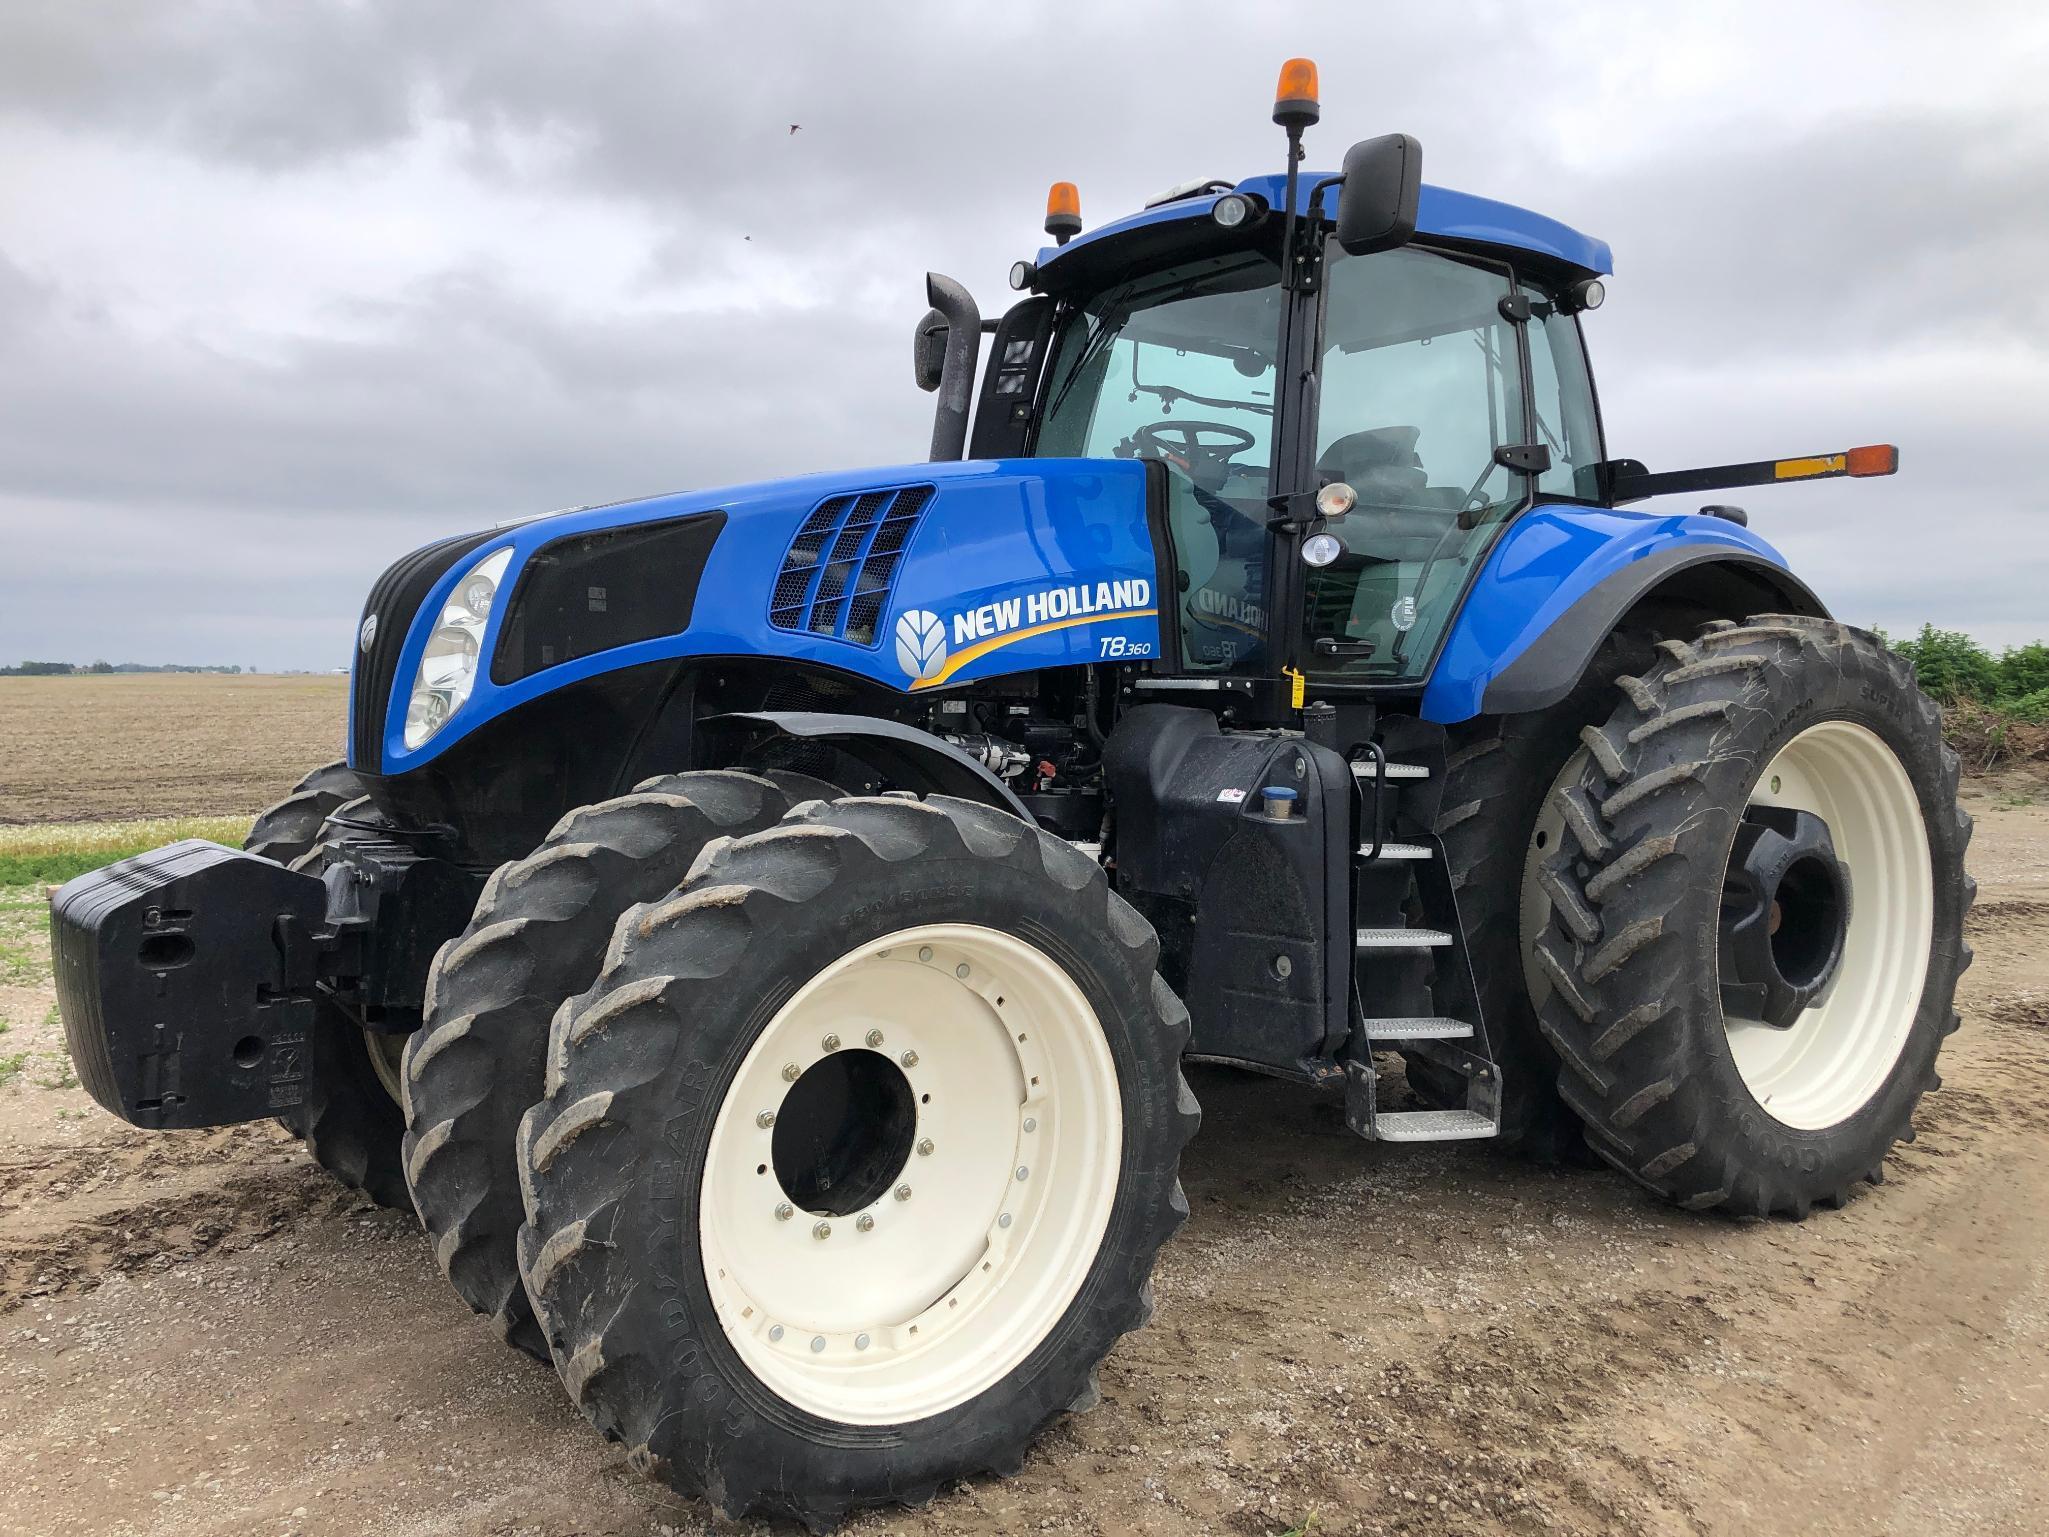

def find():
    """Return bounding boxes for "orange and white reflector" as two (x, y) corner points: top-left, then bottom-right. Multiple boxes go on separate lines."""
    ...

(1773, 445), (1900, 482)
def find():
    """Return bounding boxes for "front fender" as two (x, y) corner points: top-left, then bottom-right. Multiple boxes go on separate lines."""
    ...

(1421, 504), (1825, 724)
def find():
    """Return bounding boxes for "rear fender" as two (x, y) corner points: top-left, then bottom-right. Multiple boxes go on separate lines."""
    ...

(1423, 505), (1826, 723)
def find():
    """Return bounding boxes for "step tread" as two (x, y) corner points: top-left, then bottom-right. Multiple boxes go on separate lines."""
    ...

(1351, 759), (1430, 779)
(1356, 841), (1431, 861)
(1362, 1016), (1474, 1041)
(1356, 927), (1453, 949)
(1373, 1108), (1497, 1142)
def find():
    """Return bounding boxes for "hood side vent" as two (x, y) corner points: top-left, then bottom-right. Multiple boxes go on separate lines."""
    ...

(769, 484), (934, 647)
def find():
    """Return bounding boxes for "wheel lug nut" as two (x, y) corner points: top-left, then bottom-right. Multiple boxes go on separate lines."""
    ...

(900, 1050), (919, 1068)
(812, 1221), (832, 1240)
(775, 1202), (794, 1222)
(917, 1138), (934, 1157)
(918, 946), (934, 962)
(782, 1062), (801, 1082)
(1016, 1165), (1029, 1181)
(1022, 1116), (1037, 1132)
(810, 1335), (826, 1353)
(855, 1332), (871, 1351)
(955, 962), (970, 979)
(821, 1033), (841, 1052)
(865, 1029), (885, 1048)
(894, 1184), (912, 1201)
(856, 1213), (875, 1232)
(756, 1110), (776, 1128)
(768, 1324), (784, 1342)
(998, 1212), (1012, 1229)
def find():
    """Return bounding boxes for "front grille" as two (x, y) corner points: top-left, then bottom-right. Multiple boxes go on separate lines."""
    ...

(768, 484), (934, 647)
(350, 529), (497, 773)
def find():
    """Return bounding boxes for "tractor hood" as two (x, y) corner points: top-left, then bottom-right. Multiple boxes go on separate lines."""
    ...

(349, 457), (1162, 774)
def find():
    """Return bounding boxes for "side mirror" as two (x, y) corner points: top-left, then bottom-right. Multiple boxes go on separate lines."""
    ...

(1334, 133), (1422, 256)
(913, 308), (948, 393)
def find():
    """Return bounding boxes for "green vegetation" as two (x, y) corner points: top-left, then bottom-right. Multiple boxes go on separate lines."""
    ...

(33, 1052), (79, 1091)
(1874, 627), (2049, 773)
(1883, 627), (2049, 719)
(0, 815), (250, 886)
(0, 1052), (28, 1089)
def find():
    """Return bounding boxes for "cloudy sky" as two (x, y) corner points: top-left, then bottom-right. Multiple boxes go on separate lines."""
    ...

(2, 1), (2044, 670)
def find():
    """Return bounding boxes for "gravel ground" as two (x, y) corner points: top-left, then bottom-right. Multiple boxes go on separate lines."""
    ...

(0, 780), (2043, 1537)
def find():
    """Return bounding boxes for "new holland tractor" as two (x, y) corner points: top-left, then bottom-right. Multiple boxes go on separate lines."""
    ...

(51, 60), (1969, 1528)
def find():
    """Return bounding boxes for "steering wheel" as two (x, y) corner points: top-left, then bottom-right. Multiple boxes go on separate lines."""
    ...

(1132, 420), (1256, 487)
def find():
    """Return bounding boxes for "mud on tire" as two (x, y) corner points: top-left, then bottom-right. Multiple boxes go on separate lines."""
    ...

(401, 769), (834, 1360)
(1532, 616), (1972, 1216)
(514, 795), (1199, 1529)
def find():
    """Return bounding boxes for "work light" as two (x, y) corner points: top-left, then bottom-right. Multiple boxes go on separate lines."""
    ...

(1211, 193), (1255, 229)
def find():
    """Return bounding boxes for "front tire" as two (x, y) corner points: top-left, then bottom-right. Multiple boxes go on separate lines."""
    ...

(288, 811), (412, 1211)
(402, 769), (835, 1360)
(514, 795), (1198, 1527)
(1532, 616), (1972, 1216)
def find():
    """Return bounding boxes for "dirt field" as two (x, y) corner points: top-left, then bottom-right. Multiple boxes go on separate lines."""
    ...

(0, 675), (350, 823)
(0, 731), (2044, 1535)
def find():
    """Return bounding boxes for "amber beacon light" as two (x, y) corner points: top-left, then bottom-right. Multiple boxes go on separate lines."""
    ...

(1273, 57), (1320, 128)
(1045, 182), (1082, 244)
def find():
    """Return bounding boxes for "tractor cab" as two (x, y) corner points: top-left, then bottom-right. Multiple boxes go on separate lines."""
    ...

(1025, 206), (1607, 688)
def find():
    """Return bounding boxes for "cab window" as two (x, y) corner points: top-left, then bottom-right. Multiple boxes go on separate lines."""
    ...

(1524, 294), (1604, 501)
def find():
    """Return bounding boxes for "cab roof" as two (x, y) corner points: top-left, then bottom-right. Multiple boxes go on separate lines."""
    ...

(1033, 172), (1611, 285)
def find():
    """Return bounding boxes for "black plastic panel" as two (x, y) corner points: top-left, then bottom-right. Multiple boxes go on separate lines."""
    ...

(492, 512), (725, 685)
(1103, 704), (1355, 1077)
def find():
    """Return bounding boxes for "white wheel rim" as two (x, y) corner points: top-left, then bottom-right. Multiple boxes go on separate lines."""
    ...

(699, 922), (1122, 1425)
(366, 1030), (406, 1105)
(1723, 721), (1933, 1129)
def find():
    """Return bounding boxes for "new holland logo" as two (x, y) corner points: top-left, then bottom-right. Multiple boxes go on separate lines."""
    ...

(892, 579), (1156, 690)
(894, 608), (948, 681)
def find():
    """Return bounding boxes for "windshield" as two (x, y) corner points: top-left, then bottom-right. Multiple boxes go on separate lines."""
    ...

(1035, 250), (1283, 673)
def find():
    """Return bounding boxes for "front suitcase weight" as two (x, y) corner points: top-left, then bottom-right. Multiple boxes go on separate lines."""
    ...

(51, 839), (330, 1129)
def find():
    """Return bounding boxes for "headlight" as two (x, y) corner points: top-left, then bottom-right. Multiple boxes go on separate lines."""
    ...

(403, 545), (513, 750)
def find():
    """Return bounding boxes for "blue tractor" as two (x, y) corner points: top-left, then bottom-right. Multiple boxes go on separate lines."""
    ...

(51, 60), (1969, 1529)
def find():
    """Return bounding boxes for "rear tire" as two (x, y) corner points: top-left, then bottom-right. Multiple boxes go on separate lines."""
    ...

(1532, 616), (1972, 1216)
(1408, 635), (1649, 1157)
(515, 795), (1198, 1527)
(401, 769), (836, 1360)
